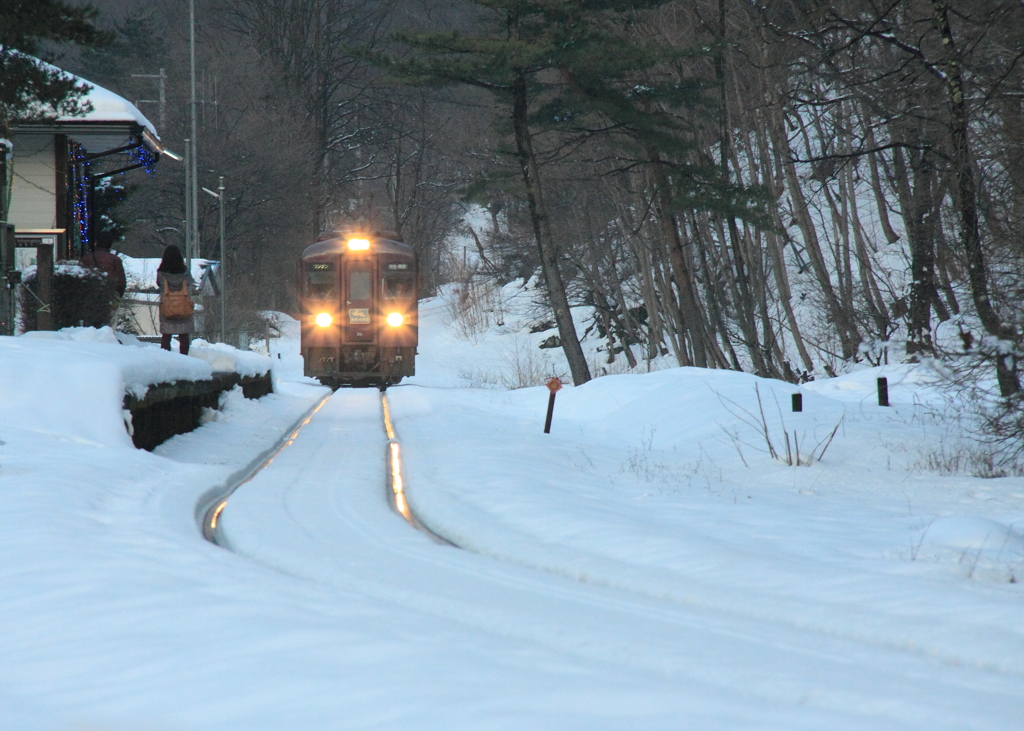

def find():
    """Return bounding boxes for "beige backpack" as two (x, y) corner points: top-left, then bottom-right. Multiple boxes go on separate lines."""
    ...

(160, 278), (194, 320)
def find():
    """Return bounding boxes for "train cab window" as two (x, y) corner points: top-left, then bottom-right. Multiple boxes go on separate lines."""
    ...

(349, 270), (372, 301)
(383, 274), (413, 299)
(306, 263), (336, 299)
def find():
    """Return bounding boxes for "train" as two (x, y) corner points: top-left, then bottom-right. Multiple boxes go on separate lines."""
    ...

(299, 231), (418, 389)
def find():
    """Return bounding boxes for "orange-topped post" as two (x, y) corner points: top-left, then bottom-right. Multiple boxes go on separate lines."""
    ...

(543, 377), (562, 434)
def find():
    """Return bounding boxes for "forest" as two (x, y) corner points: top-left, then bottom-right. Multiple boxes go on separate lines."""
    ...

(35, 0), (1024, 404)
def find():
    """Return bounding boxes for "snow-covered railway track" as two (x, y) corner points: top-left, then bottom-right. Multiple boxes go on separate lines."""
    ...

(198, 393), (331, 545)
(199, 389), (448, 547)
(188, 387), (1024, 727)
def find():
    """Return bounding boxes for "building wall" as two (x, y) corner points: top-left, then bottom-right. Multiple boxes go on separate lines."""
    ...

(122, 295), (160, 337)
(8, 135), (57, 230)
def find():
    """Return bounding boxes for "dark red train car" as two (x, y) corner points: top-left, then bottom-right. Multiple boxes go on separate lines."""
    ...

(299, 232), (417, 388)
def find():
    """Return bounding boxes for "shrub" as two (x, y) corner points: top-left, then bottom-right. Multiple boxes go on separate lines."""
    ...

(19, 261), (118, 331)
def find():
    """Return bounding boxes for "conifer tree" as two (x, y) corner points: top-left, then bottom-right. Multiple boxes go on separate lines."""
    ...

(382, 1), (686, 385)
(1, 0), (110, 220)
(381, 0), (765, 383)
(0, 0), (111, 138)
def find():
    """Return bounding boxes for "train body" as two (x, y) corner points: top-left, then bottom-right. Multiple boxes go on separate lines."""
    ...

(299, 232), (418, 388)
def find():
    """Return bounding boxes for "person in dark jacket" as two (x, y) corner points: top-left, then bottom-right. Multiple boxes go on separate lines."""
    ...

(156, 244), (195, 354)
(79, 244), (127, 298)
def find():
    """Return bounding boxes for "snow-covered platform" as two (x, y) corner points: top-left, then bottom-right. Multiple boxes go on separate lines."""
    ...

(0, 326), (273, 449)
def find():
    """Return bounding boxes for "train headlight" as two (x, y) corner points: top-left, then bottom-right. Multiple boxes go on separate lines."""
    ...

(386, 312), (404, 327)
(347, 237), (370, 251)
(315, 312), (333, 327)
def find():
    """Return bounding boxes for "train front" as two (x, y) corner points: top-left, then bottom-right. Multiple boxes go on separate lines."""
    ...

(300, 233), (418, 388)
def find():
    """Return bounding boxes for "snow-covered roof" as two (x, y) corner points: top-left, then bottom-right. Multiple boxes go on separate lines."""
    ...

(60, 76), (157, 137)
(12, 55), (157, 138)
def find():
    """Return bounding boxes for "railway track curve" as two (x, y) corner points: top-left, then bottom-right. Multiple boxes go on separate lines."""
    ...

(198, 389), (449, 547)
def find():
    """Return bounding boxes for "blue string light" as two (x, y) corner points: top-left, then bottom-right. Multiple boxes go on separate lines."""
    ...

(66, 140), (155, 256)
(131, 143), (157, 175)
(69, 140), (90, 256)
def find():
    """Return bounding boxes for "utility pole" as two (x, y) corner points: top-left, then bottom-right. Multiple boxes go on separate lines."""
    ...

(131, 68), (166, 130)
(219, 176), (225, 344)
(189, 0), (199, 271)
(202, 177), (226, 343)
(184, 138), (192, 270)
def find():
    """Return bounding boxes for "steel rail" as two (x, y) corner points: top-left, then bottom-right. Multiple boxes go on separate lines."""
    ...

(197, 388), (452, 548)
(381, 392), (454, 546)
(198, 393), (331, 545)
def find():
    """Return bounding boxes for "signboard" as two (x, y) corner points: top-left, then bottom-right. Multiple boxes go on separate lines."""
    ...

(349, 308), (371, 324)
(14, 230), (64, 266)
(15, 247), (39, 269)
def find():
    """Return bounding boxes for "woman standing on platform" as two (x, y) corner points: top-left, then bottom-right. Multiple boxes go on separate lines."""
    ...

(156, 244), (195, 355)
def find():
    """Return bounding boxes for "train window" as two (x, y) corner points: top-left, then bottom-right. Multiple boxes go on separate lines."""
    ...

(349, 270), (372, 301)
(383, 274), (413, 299)
(306, 263), (335, 299)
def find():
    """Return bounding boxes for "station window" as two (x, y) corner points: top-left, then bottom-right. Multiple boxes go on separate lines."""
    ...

(306, 263), (335, 299)
(383, 274), (413, 299)
(349, 270), (372, 301)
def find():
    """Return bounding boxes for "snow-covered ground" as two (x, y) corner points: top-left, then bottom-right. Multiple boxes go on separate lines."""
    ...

(0, 292), (1022, 730)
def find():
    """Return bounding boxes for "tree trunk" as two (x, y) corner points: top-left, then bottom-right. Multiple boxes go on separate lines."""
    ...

(646, 151), (709, 368)
(932, 0), (1019, 396)
(898, 145), (939, 356)
(510, 75), (591, 385)
(774, 107), (861, 359)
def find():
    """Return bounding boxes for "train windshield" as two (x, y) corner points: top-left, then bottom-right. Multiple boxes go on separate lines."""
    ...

(349, 270), (372, 301)
(306, 262), (336, 299)
(383, 274), (413, 299)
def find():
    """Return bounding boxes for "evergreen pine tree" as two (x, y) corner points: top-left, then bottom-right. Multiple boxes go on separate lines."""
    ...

(1, 0), (110, 221)
(381, 1), (685, 385)
(0, 0), (111, 138)
(380, 1), (765, 383)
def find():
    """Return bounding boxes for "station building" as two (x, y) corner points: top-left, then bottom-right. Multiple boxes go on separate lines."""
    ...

(3, 65), (168, 262)
(1, 63), (171, 333)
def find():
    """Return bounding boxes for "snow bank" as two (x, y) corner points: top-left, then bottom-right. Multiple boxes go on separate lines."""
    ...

(188, 339), (271, 378)
(3, 279), (1024, 730)
(0, 327), (272, 451)
(803, 361), (947, 405)
(1, 329), (211, 448)
(923, 515), (1023, 551)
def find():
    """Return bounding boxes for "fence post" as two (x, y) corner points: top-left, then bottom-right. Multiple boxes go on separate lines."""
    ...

(0, 223), (15, 335)
(36, 243), (54, 331)
(877, 376), (889, 407)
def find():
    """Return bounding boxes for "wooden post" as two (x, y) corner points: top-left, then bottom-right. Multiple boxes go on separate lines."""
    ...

(0, 142), (8, 223)
(543, 392), (556, 434)
(0, 223), (15, 336)
(543, 377), (562, 433)
(877, 376), (889, 407)
(792, 393), (802, 412)
(36, 243), (54, 331)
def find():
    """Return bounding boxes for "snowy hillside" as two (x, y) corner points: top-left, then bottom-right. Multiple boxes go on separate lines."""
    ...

(0, 294), (1021, 730)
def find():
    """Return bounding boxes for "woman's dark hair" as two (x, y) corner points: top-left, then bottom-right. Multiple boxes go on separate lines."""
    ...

(158, 244), (187, 274)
